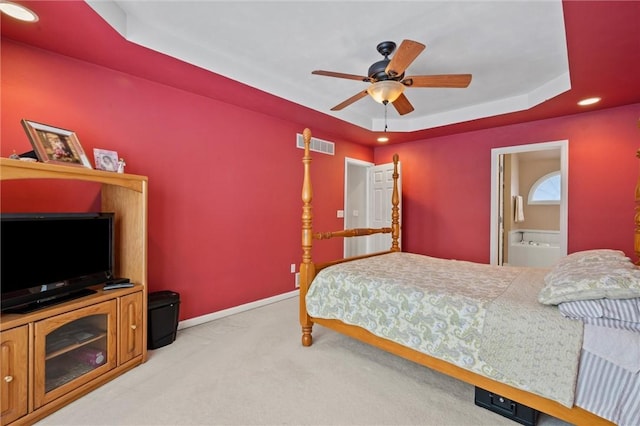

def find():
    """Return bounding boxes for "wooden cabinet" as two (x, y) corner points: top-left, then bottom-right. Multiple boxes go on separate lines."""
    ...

(1, 288), (144, 425)
(0, 158), (148, 425)
(0, 326), (28, 425)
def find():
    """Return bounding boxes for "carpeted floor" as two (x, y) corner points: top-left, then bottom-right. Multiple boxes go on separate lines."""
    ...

(37, 296), (570, 425)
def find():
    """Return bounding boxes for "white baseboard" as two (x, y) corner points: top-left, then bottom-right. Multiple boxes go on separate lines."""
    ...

(177, 289), (299, 330)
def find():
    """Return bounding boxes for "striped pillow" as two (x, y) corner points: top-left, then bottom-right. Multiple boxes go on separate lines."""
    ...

(558, 298), (640, 323)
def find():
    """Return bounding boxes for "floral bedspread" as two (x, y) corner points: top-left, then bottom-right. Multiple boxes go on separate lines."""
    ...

(305, 252), (583, 407)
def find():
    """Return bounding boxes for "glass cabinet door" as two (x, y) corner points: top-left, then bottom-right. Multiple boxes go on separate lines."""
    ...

(34, 300), (117, 409)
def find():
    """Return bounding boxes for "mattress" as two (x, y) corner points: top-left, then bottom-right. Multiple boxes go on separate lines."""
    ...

(306, 252), (582, 407)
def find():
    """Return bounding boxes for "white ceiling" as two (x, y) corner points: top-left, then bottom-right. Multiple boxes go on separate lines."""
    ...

(86, 1), (569, 133)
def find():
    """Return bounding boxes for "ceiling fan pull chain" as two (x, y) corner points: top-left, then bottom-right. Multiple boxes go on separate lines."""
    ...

(384, 102), (388, 132)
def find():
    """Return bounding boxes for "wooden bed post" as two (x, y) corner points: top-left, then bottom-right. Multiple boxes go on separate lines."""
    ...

(635, 149), (640, 264)
(300, 128), (315, 346)
(391, 153), (401, 252)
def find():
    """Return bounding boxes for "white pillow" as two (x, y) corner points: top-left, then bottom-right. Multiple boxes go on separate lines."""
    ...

(554, 249), (629, 266)
(538, 250), (640, 305)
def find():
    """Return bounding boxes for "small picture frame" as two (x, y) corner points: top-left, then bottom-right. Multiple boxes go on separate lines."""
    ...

(93, 148), (119, 172)
(21, 119), (92, 168)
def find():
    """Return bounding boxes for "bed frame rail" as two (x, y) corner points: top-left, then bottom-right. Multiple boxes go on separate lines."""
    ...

(314, 227), (391, 240)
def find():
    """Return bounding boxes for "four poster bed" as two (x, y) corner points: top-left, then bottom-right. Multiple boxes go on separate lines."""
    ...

(298, 128), (640, 426)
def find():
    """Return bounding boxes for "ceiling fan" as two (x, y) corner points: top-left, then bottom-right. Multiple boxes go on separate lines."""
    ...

(312, 40), (472, 116)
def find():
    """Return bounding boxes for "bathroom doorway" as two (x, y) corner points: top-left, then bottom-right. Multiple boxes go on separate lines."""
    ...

(490, 141), (568, 265)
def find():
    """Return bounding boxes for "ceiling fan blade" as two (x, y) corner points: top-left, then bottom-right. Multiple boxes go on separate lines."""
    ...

(330, 90), (369, 111)
(402, 74), (472, 88)
(385, 39), (426, 77)
(312, 70), (370, 82)
(391, 93), (414, 116)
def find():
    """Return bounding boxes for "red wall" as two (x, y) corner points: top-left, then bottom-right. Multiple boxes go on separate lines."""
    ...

(3, 39), (640, 321)
(0, 40), (372, 320)
(375, 104), (640, 263)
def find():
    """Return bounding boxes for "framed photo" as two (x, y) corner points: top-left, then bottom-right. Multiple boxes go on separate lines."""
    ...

(93, 148), (119, 172)
(21, 119), (92, 168)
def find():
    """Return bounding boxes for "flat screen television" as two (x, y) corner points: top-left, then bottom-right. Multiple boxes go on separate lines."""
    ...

(1, 212), (115, 313)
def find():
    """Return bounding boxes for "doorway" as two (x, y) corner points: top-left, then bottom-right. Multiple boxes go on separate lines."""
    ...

(344, 158), (402, 257)
(490, 141), (568, 265)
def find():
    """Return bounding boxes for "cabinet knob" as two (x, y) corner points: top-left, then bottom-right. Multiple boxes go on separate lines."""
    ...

(4, 375), (13, 383)
(130, 324), (137, 330)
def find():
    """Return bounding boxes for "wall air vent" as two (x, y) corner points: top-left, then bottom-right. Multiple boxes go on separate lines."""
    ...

(296, 133), (335, 156)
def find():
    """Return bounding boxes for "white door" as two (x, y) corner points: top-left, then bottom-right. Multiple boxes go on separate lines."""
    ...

(367, 161), (402, 254)
(344, 159), (402, 257)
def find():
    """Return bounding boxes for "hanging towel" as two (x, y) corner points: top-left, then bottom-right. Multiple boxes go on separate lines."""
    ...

(514, 195), (525, 222)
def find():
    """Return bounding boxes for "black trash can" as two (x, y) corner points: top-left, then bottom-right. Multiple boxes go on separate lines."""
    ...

(147, 291), (180, 349)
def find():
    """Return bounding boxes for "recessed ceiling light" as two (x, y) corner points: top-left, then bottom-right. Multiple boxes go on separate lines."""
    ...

(377, 136), (389, 143)
(577, 97), (601, 106)
(0, 1), (38, 22)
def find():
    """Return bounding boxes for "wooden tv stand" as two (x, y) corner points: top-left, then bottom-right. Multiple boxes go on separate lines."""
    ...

(0, 158), (148, 425)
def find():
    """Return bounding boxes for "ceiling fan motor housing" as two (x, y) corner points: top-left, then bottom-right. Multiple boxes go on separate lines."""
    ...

(368, 59), (404, 82)
(369, 41), (403, 81)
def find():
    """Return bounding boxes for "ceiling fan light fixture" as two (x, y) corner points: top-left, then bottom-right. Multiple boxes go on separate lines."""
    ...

(367, 80), (404, 104)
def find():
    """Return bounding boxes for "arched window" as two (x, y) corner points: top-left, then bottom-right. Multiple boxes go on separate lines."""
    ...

(528, 171), (561, 205)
